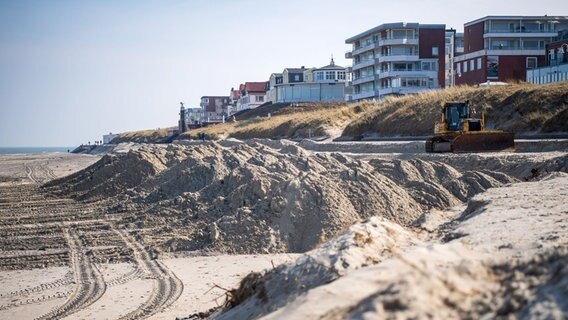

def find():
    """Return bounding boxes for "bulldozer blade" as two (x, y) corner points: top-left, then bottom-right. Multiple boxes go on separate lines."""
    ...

(451, 132), (515, 153)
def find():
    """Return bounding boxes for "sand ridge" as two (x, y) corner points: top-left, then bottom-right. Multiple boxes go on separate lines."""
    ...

(0, 142), (566, 319)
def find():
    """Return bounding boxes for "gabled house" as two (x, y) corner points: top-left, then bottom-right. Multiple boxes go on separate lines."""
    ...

(266, 73), (283, 103)
(268, 59), (350, 103)
(237, 82), (267, 111)
(283, 67), (305, 84)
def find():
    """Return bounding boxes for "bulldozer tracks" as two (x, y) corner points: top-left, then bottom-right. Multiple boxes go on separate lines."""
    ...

(34, 227), (106, 320)
(23, 162), (57, 185)
(1, 167), (183, 319)
(116, 229), (184, 320)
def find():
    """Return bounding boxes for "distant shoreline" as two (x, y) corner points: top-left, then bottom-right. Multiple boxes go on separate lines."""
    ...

(0, 147), (73, 155)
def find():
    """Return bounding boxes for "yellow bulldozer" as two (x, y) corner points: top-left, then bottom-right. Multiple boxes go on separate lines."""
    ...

(425, 101), (515, 153)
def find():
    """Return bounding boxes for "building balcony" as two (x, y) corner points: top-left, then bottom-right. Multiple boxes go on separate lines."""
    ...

(352, 90), (378, 100)
(378, 86), (434, 96)
(352, 59), (376, 70)
(376, 54), (419, 63)
(352, 75), (377, 85)
(346, 66), (352, 73)
(484, 32), (557, 38)
(345, 51), (353, 59)
(454, 49), (546, 62)
(351, 42), (379, 56)
(378, 37), (419, 47)
(377, 70), (437, 80)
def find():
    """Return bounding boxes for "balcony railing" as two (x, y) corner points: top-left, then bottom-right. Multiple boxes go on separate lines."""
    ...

(352, 75), (377, 85)
(377, 70), (437, 79)
(378, 36), (419, 47)
(353, 59), (376, 69)
(352, 90), (378, 100)
(376, 54), (419, 63)
(485, 27), (555, 33)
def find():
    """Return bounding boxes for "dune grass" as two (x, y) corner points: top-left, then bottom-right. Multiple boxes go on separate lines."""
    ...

(342, 81), (568, 137)
(113, 82), (568, 143)
(111, 127), (176, 143)
(179, 102), (373, 140)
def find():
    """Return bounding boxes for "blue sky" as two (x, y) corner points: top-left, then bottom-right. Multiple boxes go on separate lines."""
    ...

(1, 0), (566, 147)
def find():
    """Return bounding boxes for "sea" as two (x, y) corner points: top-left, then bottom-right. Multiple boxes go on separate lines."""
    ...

(0, 147), (74, 155)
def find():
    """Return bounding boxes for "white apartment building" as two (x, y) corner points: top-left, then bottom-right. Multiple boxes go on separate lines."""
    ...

(345, 22), (446, 101)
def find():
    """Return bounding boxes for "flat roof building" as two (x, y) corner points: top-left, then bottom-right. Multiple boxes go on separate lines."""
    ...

(454, 15), (568, 85)
(345, 22), (446, 101)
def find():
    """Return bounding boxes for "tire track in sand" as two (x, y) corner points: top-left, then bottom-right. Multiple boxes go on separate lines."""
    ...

(35, 227), (106, 320)
(115, 228), (184, 320)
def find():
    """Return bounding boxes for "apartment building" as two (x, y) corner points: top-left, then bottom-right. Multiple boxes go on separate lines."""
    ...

(445, 29), (464, 87)
(179, 104), (202, 132)
(200, 96), (230, 123)
(527, 30), (568, 84)
(345, 22), (446, 101)
(454, 16), (568, 85)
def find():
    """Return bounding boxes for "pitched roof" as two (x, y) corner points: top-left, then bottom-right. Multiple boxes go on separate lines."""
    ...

(245, 82), (266, 93)
(284, 68), (306, 73)
(317, 64), (345, 70)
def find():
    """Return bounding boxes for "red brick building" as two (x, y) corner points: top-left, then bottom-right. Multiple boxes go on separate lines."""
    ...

(454, 16), (568, 85)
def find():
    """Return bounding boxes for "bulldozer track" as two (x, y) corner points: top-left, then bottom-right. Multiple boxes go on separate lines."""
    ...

(0, 272), (73, 298)
(106, 267), (145, 287)
(115, 228), (183, 320)
(23, 162), (57, 185)
(0, 290), (73, 311)
(35, 227), (107, 320)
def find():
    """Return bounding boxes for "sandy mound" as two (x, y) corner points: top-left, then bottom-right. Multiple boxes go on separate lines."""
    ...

(209, 216), (420, 319)
(44, 144), (190, 200)
(46, 142), (535, 256)
(210, 173), (568, 320)
(133, 142), (423, 253)
(369, 158), (517, 208)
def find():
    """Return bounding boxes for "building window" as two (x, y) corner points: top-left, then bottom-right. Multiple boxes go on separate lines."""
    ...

(526, 57), (537, 69)
(477, 58), (482, 70)
(432, 47), (439, 56)
(294, 75), (300, 81)
(255, 96), (264, 102)
(325, 71), (335, 80)
(463, 61), (468, 72)
(456, 62), (461, 75)
(470, 60), (475, 71)
(421, 61), (437, 71)
(337, 71), (346, 80)
(487, 56), (499, 78)
(315, 72), (324, 81)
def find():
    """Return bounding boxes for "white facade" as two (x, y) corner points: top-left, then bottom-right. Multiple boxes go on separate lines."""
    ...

(527, 63), (568, 84)
(270, 60), (349, 103)
(345, 22), (444, 101)
(103, 133), (119, 144)
(239, 93), (266, 110)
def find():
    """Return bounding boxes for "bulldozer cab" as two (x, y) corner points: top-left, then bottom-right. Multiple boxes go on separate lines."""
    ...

(444, 102), (469, 131)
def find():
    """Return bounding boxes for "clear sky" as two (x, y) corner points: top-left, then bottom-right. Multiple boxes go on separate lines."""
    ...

(1, 0), (566, 147)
